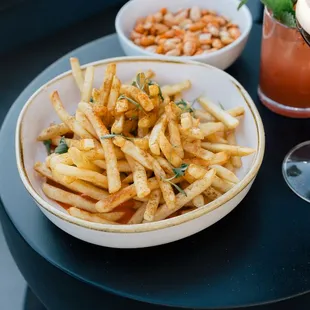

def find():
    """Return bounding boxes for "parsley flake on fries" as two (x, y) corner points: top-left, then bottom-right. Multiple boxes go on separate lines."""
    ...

(34, 58), (255, 225)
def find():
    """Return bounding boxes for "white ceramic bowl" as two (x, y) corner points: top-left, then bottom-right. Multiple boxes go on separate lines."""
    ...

(16, 57), (264, 248)
(115, 0), (253, 70)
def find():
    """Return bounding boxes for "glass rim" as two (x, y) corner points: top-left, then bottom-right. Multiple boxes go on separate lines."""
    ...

(264, 6), (297, 30)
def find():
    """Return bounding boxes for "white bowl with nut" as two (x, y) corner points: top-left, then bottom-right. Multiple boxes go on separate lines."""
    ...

(16, 56), (264, 248)
(115, 0), (253, 70)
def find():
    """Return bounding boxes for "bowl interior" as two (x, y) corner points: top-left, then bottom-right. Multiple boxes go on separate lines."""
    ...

(18, 57), (261, 231)
(117, 0), (251, 41)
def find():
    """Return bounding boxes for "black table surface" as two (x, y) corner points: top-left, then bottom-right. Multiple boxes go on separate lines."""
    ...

(1, 22), (310, 309)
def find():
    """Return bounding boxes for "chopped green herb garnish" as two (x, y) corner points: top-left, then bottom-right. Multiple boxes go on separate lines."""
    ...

(161, 163), (189, 196)
(218, 101), (225, 110)
(54, 137), (68, 154)
(100, 133), (133, 141)
(175, 99), (194, 113)
(43, 139), (52, 155)
(118, 94), (143, 111)
(90, 97), (94, 103)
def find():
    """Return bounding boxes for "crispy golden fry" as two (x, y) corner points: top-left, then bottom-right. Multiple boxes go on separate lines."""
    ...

(209, 152), (230, 165)
(48, 153), (73, 169)
(98, 63), (116, 106)
(50, 91), (92, 138)
(143, 189), (161, 221)
(37, 123), (71, 141)
(187, 164), (207, 179)
(210, 164), (239, 184)
(81, 66), (94, 102)
(111, 114), (124, 134)
(94, 159), (131, 172)
(179, 127), (205, 140)
(96, 178), (159, 212)
(68, 147), (101, 172)
(183, 170), (196, 184)
(212, 175), (234, 193)
(206, 133), (228, 144)
(54, 163), (108, 189)
(96, 211), (125, 222)
(107, 76), (121, 111)
(204, 186), (222, 201)
(183, 142), (214, 162)
(161, 80), (191, 97)
(122, 173), (133, 184)
(149, 114), (167, 155)
(199, 122), (225, 137)
(121, 85), (154, 111)
(126, 155), (150, 198)
(78, 101), (121, 193)
(92, 104), (108, 117)
(83, 147), (124, 161)
(158, 131), (182, 167)
(198, 97), (239, 129)
(180, 112), (193, 130)
(116, 98), (129, 113)
(226, 131), (242, 168)
(51, 137), (95, 151)
(155, 156), (174, 175)
(121, 139), (153, 170)
(132, 137), (149, 151)
(192, 194), (205, 207)
(194, 109), (216, 122)
(128, 203), (147, 224)
(75, 110), (97, 137)
(167, 120), (184, 158)
(138, 112), (157, 129)
(35, 162), (108, 200)
(149, 84), (160, 97)
(43, 183), (97, 213)
(201, 142), (255, 157)
(153, 159), (176, 210)
(154, 169), (216, 221)
(70, 57), (84, 93)
(227, 106), (245, 117)
(224, 161), (235, 172)
(68, 207), (118, 224)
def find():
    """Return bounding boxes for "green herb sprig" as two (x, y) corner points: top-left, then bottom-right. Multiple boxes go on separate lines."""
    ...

(54, 137), (68, 154)
(100, 133), (134, 141)
(118, 94), (143, 111)
(239, 0), (296, 28)
(161, 163), (189, 196)
(43, 139), (52, 155)
(175, 99), (194, 113)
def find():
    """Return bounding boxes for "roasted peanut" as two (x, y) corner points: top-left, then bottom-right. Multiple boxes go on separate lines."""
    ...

(190, 6), (201, 22)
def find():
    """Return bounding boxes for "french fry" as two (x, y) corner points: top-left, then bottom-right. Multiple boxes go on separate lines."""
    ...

(42, 183), (97, 213)
(51, 137), (95, 151)
(226, 131), (242, 168)
(207, 133), (228, 144)
(116, 98), (129, 113)
(154, 169), (216, 221)
(81, 66), (94, 102)
(138, 112), (157, 129)
(158, 131), (182, 167)
(68, 147), (101, 172)
(149, 114), (167, 155)
(121, 139), (153, 170)
(70, 57), (84, 93)
(107, 76), (121, 111)
(132, 137), (149, 151)
(148, 84), (160, 97)
(183, 142), (214, 162)
(143, 189), (161, 221)
(50, 91), (92, 138)
(68, 207), (118, 224)
(96, 178), (159, 212)
(204, 186), (222, 201)
(180, 112), (193, 129)
(111, 114), (124, 134)
(161, 80), (191, 97)
(37, 123), (71, 141)
(49, 153), (73, 169)
(122, 173), (133, 184)
(179, 127), (205, 140)
(212, 175), (234, 193)
(35, 162), (108, 201)
(83, 147), (124, 161)
(187, 164), (207, 179)
(210, 165), (239, 184)
(194, 109), (215, 122)
(92, 104), (108, 117)
(201, 142), (255, 157)
(153, 159), (176, 210)
(127, 203), (147, 224)
(155, 156), (174, 175)
(75, 110), (97, 137)
(98, 63), (116, 106)
(126, 155), (151, 198)
(192, 194), (205, 207)
(54, 163), (108, 189)
(208, 152), (230, 165)
(97, 211), (125, 222)
(121, 85), (154, 111)
(224, 161), (235, 172)
(78, 101), (121, 193)
(198, 97), (239, 129)
(227, 106), (245, 117)
(94, 159), (131, 173)
(199, 122), (225, 137)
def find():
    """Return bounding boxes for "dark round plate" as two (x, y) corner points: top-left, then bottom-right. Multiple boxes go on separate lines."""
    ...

(1, 30), (310, 309)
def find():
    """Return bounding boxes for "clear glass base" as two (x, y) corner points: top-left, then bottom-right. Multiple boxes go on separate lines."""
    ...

(258, 86), (310, 118)
(283, 141), (310, 203)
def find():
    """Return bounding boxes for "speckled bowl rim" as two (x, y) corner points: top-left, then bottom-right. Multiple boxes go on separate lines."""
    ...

(115, 0), (253, 61)
(16, 56), (265, 234)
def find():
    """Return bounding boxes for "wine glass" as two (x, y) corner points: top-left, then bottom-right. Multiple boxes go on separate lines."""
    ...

(282, 0), (310, 202)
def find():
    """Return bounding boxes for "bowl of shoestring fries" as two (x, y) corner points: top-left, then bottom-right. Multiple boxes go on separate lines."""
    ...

(16, 56), (264, 248)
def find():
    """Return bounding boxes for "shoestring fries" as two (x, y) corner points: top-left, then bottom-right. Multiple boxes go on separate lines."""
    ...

(34, 58), (255, 225)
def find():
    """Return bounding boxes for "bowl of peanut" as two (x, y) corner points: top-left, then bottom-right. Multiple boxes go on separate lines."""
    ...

(115, 0), (252, 70)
